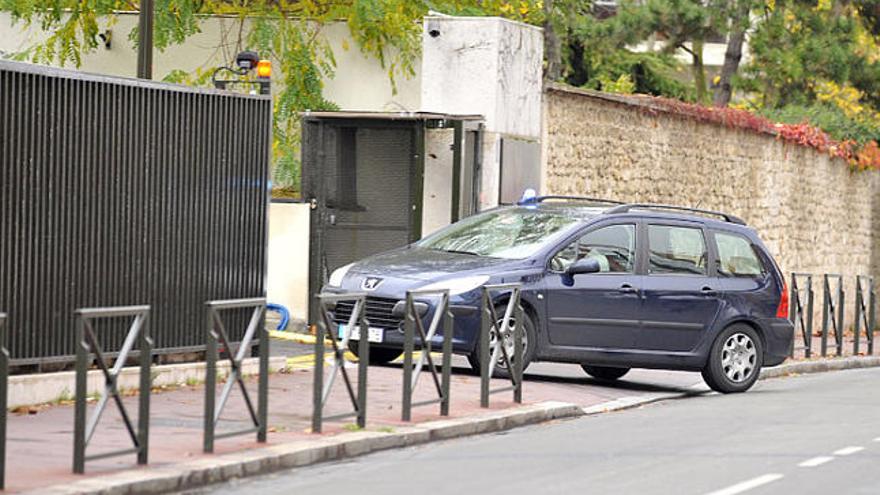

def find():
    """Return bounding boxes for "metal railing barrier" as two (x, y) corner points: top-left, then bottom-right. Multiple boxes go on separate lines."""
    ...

(789, 273), (814, 358)
(72, 305), (151, 474)
(313, 293), (369, 434)
(821, 274), (845, 357)
(401, 289), (454, 421)
(480, 284), (524, 408)
(0, 313), (7, 489)
(854, 276), (876, 356)
(203, 298), (268, 453)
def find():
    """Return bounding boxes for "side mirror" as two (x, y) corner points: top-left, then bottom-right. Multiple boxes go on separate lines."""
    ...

(567, 258), (601, 276)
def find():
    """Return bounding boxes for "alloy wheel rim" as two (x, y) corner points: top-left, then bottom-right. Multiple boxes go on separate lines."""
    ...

(721, 332), (757, 383)
(489, 316), (527, 369)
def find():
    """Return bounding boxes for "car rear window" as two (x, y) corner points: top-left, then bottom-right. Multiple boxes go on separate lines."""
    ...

(648, 225), (708, 275)
(714, 232), (765, 277)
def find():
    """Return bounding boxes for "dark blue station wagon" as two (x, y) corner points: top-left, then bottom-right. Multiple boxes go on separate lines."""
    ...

(324, 196), (793, 393)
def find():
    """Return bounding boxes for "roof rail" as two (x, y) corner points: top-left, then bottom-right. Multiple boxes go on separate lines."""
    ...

(604, 203), (747, 225)
(517, 195), (626, 206)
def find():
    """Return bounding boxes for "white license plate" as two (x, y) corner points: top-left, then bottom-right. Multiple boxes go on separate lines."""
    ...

(338, 324), (384, 343)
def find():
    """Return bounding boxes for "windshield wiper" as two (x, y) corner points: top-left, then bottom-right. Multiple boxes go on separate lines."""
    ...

(439, 248), (480, 256)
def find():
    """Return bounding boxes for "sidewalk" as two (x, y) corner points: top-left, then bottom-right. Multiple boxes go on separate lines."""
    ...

(5, 343), (703, 493)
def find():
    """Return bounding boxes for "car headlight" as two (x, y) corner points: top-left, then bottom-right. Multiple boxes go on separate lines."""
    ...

(328, 263), (354, 287)
(419, 275), (490, 296)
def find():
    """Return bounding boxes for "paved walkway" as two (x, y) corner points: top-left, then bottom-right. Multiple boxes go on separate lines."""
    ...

(4, 340), (704, 493)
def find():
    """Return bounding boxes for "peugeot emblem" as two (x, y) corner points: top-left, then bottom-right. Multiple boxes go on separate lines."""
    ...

(361, 277), (383, 291)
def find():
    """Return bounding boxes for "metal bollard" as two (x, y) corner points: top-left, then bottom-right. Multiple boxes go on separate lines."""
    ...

(820, 274), (844, 357)
(789, 273), (814, 359)
(312, 293), (369, 434)
(72, 305), (152, 474)
(401, 289), (454, 421)
(854, 276), (876, 356)
(479, 284), (524, 408)
(203, 298), (268, 454)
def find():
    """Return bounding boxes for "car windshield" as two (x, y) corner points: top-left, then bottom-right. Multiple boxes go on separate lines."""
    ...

(417, 208), (582, 259)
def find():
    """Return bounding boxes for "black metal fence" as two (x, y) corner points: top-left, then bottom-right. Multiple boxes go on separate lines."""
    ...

(0, 60), (271, 365)
(790, 273), (878, 358)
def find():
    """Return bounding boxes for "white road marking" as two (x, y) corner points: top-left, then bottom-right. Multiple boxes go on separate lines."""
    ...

(833, 446), (864, 456)
(705, 474), (784, 495)
(873, 437), (880, 442)
(798, 456), (834, 467)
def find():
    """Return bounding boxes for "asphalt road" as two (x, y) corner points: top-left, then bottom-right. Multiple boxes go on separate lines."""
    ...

(193, 367), (880, 495)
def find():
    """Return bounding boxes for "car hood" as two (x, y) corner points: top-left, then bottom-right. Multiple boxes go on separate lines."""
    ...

(347, 247), (515, 282)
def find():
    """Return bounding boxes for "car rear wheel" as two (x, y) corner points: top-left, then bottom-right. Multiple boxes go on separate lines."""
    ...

(467, 303), (537, 378)
(701, 324), (763, 394)
(581, 365), (630, 381)
(347, 341), (402, 365)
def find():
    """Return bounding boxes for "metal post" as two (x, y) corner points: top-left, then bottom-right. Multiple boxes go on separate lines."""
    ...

(72, 315), (88, 474)
(855, 277), (863, 356)
(402, 296), (415, 422)
(837, 280), (845, 357)
(257, 316), (270, 443)
(869, 277), (876, 355)
(136, 0), (154, 79)
(821, 275), (830, 358)
(440, 304), (453, 416)
(203, 308), (217, 453)
(514, 302), (524, 404)
(789, 274), (798, 358)
(312, 306), (325, 434)
(137, 314), (152, 465)
(480, 290), (491, 408)
(0, 314), (8, 489)
(806, 277), (814, 358)
(356, 316), (369, 429)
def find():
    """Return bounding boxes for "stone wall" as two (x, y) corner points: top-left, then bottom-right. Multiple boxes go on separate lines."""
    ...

(542, 84), (880, 320)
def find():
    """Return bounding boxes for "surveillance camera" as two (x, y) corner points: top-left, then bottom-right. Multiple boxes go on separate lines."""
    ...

(429, 29), (441, 38)
(235, 51), (260, 71)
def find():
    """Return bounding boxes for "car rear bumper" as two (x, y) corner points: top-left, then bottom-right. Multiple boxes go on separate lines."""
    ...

(763, 319), (794, 367)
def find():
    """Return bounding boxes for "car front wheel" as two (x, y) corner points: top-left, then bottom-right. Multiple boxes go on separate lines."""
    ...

(467, 304), (537, 378)
(701, 324), (763, 393)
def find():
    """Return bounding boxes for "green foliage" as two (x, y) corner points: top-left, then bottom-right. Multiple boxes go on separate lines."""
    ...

(761, 103), (880, 145)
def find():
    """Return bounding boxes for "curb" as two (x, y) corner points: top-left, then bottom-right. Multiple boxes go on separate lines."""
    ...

(30, 401), (583, 495)
(760, 355), (880, 379)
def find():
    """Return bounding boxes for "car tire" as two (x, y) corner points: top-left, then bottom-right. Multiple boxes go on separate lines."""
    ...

(347, 341), (402, 365)
(701, 323), (764, 394)
(581, 365), (630, 381)
(467, 303), (537, 378)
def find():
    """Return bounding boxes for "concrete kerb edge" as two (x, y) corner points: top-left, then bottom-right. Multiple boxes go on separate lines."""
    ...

(29, 401), (584, 495)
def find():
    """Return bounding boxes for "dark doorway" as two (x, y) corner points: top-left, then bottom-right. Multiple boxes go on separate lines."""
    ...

(301, 113), (482, 325)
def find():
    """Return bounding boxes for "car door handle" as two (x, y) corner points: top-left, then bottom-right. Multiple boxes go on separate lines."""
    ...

(618, 284), (639, 294)
(701, 286), (717, 296)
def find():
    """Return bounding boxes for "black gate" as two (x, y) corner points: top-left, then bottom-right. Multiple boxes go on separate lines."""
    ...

(0, 60), (271, 365)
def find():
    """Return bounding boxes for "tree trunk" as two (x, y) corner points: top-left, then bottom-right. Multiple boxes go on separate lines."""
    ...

(713, 1), (751, 107)
(691, 39), (708, 104)
(543, 0), (563, 81)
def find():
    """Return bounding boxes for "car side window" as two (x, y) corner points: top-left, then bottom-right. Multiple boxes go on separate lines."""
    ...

(549, 224), (636, 274)
(714, 232), (765, 277)
(648, 225), (708, 276)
